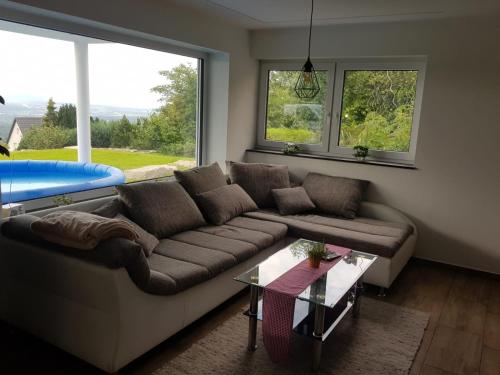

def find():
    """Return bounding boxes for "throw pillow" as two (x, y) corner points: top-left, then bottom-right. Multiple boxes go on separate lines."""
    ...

(115, 214), (159, 257)
(228, 161), (290, 208)
(174, 162), (228, 197)
(116, 180), (206, 238)
(272, 186), (316, 215)
(302, 172), (369, 219)
(196, 184), (258, 225)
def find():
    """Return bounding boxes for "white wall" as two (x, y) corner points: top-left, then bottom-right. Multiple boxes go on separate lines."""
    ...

(7, 0), (259, 166)
(248, 16), (500, 274)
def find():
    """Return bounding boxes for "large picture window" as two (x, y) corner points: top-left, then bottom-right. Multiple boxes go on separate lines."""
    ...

(258, 60), (425, 164)
(0, 19), (204, 208)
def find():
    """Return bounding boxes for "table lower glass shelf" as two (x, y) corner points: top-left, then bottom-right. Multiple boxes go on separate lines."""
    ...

(243, 294), (351, 342)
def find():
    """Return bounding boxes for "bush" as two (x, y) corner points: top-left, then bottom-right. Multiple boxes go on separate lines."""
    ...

(110, 116), (133, 148)
(63, 128), (77, 147)
(160, 142), (196, 157)
(266, 127), (319, 144)
(91, 121), (112, 148)
(18, 125), (70, 150)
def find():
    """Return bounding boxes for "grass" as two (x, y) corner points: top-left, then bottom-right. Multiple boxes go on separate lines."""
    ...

(0, 148), (193, 171)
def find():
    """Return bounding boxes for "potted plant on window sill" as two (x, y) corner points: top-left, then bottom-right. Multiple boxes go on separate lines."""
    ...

(353, 145), (369, 161)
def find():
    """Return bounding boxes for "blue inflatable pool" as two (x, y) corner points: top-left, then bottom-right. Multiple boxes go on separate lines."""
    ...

(0, 160), (125, 204)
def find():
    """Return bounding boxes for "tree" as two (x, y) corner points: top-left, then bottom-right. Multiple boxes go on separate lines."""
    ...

(43, 98), (58, 127)
(150, 64), (197, 155)
(57, 103), (77, 129)
(110, 115), (133, 148)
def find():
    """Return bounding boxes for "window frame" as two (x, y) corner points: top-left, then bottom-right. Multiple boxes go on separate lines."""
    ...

(257, 58), (426, 165)
(257, 61), (335, 153)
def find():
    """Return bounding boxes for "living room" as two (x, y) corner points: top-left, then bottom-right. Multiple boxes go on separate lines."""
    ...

(0, 1), (499, 374)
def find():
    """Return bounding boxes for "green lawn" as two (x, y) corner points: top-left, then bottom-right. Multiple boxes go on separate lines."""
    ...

(0, 148), (193, 171)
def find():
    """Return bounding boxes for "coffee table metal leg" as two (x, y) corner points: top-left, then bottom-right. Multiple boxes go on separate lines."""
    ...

(353, 277), (363, 318)
(247, 285), (259, 351)
(312, 304), (325, 371)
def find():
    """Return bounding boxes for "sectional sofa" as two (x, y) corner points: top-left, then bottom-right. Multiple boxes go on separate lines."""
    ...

(0, 162), (417, 373)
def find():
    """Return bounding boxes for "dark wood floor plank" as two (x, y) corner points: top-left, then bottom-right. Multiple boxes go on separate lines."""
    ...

(424, 325), (482, 375)
(480, 347), (500, 375)
(484, 313), (500, 351)
(439, 295), (487, 335)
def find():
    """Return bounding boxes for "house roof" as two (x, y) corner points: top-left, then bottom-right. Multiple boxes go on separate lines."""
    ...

(7, 116), (43, 143)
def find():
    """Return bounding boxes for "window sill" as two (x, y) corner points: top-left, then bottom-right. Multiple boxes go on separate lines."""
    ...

(246, 149), (417, 170)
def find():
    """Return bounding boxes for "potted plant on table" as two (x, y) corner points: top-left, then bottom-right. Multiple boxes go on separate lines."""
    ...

(307, 241), (327, 268)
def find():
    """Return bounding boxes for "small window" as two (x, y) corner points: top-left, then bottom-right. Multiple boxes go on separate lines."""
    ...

(258, 60), (425, 165)
(258, 62), (334, 152)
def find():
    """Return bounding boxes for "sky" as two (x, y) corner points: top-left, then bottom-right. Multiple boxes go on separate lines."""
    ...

(0, 28), (196, 109)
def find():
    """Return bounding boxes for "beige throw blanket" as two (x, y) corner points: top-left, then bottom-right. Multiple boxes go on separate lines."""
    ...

(31, 211), (138, 250)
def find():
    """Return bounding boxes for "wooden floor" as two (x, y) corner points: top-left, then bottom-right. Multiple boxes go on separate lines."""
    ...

(0, 258), (499, 375)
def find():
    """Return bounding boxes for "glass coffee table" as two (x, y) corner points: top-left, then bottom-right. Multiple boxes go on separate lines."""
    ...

(234, 239), (377, 371)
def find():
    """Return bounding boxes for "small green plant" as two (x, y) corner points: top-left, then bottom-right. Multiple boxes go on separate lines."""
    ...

(282, 142), (301, 155)
(353, 145), (369, 160)
(53, 195), (74, 206)
(307, 241), (327, 268)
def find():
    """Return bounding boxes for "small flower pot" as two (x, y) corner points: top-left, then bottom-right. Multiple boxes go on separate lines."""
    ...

(309, 256), (321, 268)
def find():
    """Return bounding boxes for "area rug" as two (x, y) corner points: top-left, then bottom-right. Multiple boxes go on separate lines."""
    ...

(153, 298), (429, 375)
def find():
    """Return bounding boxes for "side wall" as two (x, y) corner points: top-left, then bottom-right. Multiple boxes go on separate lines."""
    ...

(248, 16), (500, 274)
(6, 0), (259, 166)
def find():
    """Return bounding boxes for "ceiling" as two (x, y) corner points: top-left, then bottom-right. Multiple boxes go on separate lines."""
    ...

(172, 0), (500, 29)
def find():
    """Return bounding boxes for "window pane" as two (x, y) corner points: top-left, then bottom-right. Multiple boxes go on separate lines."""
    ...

(339, 70), (418, 152)
(265, 70), (328, 145)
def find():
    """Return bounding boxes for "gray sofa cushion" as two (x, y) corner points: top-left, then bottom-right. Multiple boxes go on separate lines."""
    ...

(272, 186), (315, 215)
(224, 216), (288, 241)
(170, 230), (259, 263)
(196, 184), (258, 225)
(174, 162), (228, 197)
(116, 180), (205, 238)
(154, 239), (237, 276)
(228, 162), (290, 208)
(243, 210), (412, 258)
(302, 172), (369, 219)
(91, 198), (129, 218)
(197, 225), (275, 249)
(115, 214), (159, 257)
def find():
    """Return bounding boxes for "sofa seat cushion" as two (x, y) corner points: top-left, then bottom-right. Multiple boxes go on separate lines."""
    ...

(224, 217), (288, 242)
(154, 239), (237, 276)
(148, 253), (210, 292)
(197, 225), (275, 249)
(170, 231), (259, 263)
(243, 210), (412, 258)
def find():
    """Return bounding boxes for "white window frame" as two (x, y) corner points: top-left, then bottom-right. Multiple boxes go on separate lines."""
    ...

(257, 58), (426, 165)
(257, 61), (335, 153)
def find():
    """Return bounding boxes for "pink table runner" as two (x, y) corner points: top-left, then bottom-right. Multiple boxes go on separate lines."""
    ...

(262, 244), (352, 362)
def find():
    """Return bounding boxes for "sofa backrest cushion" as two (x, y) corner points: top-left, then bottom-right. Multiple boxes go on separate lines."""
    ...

(272, 186), (316, 215)
(196, 184), (258, 225)
(302, 172), (369, 219)
(116, 180), (206, 238)
(228, 162), (290, 208)
(91, 197), (129, 218)
(174, 162), (228, 197)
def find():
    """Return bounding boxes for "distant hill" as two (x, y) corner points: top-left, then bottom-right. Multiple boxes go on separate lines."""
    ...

(0, 101), (153, 140)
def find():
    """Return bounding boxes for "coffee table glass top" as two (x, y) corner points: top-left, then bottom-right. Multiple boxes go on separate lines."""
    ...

(234, 239), (377, 308)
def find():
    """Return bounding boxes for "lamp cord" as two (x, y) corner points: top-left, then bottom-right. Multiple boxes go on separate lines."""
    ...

(307, 0), (314, 58)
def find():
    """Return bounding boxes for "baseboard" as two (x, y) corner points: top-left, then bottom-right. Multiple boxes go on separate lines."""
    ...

(413, 255), (500, 278)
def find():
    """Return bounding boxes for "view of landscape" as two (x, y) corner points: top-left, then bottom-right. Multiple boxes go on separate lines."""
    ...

(264, 69), (418, 152)
(0, 25), (198, 185)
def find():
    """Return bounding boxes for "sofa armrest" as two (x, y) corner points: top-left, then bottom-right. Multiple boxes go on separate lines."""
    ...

(358, 201), (417, 234)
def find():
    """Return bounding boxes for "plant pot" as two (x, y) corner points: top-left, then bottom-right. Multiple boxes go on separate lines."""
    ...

(309, 256), (321, 268)
(355, 155), (366, 161)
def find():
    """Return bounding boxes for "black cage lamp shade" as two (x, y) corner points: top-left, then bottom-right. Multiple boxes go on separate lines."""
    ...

(295, 0), (320, 99)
